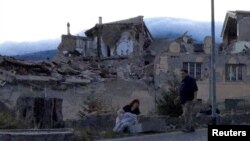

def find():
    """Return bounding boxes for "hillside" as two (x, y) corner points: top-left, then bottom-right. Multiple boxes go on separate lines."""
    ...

(14, 49), (57, 61)
(0, 17), (223, 59)
(145, 17), (222, 42)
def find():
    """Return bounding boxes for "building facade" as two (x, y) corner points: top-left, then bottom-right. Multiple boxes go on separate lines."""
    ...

(154, 11), (250, 102)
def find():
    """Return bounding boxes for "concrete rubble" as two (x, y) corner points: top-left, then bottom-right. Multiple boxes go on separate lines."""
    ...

(0, 16), (156, 119)
(0, 16), (154, 91)
(0, 55), (101, 87)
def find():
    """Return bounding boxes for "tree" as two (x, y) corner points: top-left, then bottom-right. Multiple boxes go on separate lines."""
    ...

(78, 95), (104, 118)
(156, 73), (182, 117)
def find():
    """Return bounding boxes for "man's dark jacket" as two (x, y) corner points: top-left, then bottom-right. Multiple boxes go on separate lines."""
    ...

(179, 76), (198, 104)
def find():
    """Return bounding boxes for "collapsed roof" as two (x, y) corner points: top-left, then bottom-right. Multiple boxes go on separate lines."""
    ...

(221, 11), (250, 45)
(85, 16), (153, 48)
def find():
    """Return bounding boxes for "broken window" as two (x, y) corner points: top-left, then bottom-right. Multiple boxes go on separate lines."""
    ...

(225, 64), (244, 81)
(183, 62), (202, 80)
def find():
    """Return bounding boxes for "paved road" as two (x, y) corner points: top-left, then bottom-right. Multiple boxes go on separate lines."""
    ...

(98, 128), (207, 141)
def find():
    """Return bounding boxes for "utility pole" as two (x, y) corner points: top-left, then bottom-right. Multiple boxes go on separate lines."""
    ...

(211, 0), (217, 125)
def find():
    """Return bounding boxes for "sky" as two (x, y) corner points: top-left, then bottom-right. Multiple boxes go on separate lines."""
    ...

(0, 0), (249, 43)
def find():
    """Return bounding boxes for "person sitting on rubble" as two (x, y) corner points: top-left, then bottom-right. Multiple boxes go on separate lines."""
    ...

(113, 99), (141, 133)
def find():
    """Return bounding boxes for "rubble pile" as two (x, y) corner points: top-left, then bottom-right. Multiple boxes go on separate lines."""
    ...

(0, 55), (153, 90)
(0, 55), (104, 88)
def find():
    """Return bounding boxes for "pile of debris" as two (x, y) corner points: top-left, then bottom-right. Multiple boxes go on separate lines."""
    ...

(0, 54), (153, 90)
(0, 55), (104, 88)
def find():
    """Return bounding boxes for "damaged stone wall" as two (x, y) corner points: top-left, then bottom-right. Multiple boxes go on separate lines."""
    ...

(56, 35), (96, 59)
(222, 11), (250, 47)
(15, 97), (63, 128)
(0, 48), (155, 120)
(0, 79), (156, 120)
(238, 17), (250, 41)
(84, 16), (152, 58)
(58, 35), (77, 53)
(98, 26), (148, 58)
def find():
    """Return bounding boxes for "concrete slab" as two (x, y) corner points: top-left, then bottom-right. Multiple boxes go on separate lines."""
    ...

(0, 128), (74, 141)
(98, 128), (207, 141)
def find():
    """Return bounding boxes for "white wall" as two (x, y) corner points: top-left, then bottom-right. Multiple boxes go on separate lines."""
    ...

(101, 38), (108, 57)
(116, 31), (134, 55)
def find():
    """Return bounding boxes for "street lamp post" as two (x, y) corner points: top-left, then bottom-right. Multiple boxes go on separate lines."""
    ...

(211, 0), (217, 125)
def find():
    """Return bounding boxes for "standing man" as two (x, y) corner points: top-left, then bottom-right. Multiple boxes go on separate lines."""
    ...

(178, 69), (198, 132)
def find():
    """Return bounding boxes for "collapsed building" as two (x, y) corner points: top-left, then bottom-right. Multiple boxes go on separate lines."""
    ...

(55, 16), (154, 80)
(0, 16), (155, 120)
(0, 16), (154, 90)
(57, 16), (152, 58)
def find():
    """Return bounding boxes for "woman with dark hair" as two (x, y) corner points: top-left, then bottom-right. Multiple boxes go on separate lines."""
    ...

(113, 99), (141, 133)
(122, 99), (141, 115)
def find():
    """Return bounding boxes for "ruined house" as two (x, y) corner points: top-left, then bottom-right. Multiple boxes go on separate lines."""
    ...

(55, 16), (154, 80)
(0, 16), (154, 90)
(154, 11), (250, 102)
(57, 16), (152, 58)
(85, 16), (153, 57)
(221, 10), (250, 54)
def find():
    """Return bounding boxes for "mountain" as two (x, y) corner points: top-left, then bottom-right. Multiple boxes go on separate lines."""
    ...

(0, 39), (60, 56)
(14, 49), (57, 61)
(145, 17), (223, 43)
(0, 17), (224, 58)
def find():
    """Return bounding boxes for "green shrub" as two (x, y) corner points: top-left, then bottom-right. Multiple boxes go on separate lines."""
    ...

(156, 73), (182, 117)
(225, 99), (244, 111)
(78, 96), (104, 118)
(0, 110), (28, 129)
